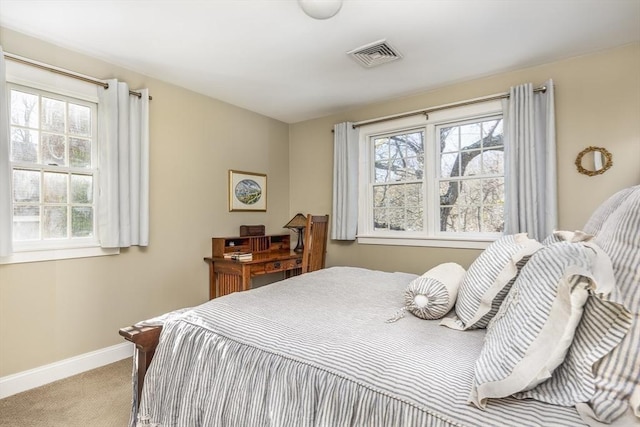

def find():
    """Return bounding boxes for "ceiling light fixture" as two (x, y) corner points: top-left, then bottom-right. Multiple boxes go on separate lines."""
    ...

(297, 0), (343, 20)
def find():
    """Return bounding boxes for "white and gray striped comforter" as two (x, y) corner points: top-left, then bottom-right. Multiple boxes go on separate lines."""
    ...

(138, 267), (586, 427)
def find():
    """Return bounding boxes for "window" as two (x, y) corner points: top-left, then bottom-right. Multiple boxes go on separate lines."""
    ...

(358, 100), (504, 249)
(10, 84), (97, 247)
(1, 65), (118, 264)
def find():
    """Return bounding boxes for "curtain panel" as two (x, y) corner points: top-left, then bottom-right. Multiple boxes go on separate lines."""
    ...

(0, 47), (12, 256)
(503, 79), (557, 241)
(98, 79), (150, 248)
(331, 122), (359, 240)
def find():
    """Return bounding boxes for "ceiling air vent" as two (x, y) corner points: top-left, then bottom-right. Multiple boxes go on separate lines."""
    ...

(347, 39), (402, 68)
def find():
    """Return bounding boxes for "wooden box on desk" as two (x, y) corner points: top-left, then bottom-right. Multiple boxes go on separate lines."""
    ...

(240, 225), (265, 236)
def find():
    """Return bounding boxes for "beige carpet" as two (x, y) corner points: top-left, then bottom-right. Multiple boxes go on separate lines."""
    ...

(0, 358), (132, 427)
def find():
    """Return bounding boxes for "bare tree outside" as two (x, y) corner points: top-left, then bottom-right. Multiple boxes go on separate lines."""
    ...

(372, 117), (504, 234)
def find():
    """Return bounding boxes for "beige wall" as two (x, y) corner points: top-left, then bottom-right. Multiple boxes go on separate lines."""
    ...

(0, 28), (291, 376)
(1, 28), (638, 378)
(290, 43), (640, 275)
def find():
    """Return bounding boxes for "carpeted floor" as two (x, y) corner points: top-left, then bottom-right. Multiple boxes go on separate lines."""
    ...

(0, 358), (132, 427)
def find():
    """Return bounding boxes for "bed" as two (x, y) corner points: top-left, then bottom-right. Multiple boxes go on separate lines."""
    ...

(122, 185), (640, 427)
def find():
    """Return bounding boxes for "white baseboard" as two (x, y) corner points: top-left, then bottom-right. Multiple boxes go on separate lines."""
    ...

(0, 342), (134, 399)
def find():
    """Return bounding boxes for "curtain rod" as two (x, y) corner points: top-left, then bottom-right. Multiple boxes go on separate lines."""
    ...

(334, 85), (546, 131)
(3, 52), (152, 100)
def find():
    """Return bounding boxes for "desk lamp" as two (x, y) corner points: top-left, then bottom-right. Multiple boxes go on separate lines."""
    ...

(284, 213), (307, 253)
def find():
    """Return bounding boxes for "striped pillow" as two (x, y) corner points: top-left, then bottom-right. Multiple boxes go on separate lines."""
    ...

(514, 186), (639, 425)
(577, 186), (640, 423)
(440, 233), (542, 330)
(387, 263), (466, 322)
(469, 241), (614, 409)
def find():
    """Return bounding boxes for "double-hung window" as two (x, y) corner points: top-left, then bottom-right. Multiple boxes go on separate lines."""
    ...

(9, 84), (100, 254)
(1, 60), (119, 264)
(358, 100), (504, 249)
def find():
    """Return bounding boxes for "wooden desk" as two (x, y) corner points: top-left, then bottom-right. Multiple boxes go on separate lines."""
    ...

(204, 251), (302, 299)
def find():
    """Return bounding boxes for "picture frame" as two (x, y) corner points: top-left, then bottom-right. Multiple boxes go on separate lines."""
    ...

(228, 170), (267, 212)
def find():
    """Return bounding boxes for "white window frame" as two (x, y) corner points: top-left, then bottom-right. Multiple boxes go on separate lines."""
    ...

(357, 100), (503, 249)
(1, 61), (118, 264)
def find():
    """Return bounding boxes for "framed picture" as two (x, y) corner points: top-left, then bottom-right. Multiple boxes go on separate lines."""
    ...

(229, 170), (267, 212)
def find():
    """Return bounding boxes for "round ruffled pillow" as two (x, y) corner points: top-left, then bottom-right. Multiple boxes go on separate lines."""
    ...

(387, 262), (466, 322)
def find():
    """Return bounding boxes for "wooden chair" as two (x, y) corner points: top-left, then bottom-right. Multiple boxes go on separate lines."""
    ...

(301, 214), (329, 273)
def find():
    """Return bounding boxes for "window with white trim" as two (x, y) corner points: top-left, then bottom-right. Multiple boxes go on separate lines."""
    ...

(9, 83), (98, 250)
(1, 60), (119, 264)
(358, 100), (504, 249)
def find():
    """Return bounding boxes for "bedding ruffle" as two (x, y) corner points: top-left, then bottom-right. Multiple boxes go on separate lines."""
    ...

(135, 267), (586, 427)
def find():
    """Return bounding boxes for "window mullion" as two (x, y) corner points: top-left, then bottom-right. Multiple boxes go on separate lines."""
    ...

(424, 123), (436, 236)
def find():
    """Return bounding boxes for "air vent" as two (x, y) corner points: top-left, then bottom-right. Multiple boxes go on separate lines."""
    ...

(347, 39), (402, 68)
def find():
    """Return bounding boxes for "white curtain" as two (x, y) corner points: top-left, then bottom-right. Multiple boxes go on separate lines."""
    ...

(331, 122), (359, 240)
(503, 79), (557, 241)
(98, 79), (150, 248)
(0, 47), (12, 256)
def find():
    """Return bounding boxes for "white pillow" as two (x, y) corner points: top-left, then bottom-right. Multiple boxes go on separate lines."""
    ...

(440, 233), (542, 330)
(468, 241), (614, 409)
(387, 263), (466, 322)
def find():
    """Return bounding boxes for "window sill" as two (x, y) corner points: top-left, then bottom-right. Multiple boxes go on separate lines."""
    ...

(0, 246), (119, 265)
(356, 234), (497, 250)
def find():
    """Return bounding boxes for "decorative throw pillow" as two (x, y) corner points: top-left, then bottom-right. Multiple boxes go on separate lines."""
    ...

(511, 186), (639, 426)
(387, 263), (466, 322)
(468, 240), (615, 409)
(440, 233), (542, 330)
(574, 186), (639, 423)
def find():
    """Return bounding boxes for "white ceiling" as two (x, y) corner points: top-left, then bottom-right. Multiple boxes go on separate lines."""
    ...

(1, 0), (639, 124)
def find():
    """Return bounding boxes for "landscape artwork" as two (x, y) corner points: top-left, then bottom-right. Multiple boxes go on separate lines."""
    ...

(229, 170), (267, 211)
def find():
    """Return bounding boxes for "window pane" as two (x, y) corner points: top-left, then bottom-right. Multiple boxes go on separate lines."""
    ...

(483, 119), (503, 146)
(391, 158), (410, 181)
(406, 206), (423, 231)
(459, 179), (481, 205)
(373, 208), (388, 230)
(13, 205), (40, 241)
(405, 183), (423, 207)
(68, 103), (91, 136)
(69, 137), (92, 168)
(41, 97), (65, 133)
(71, 174), (93, 204)
(460, 123), (481, 150)
(44, 172), (68, 203)
(387, 185), (404, 207)
(373, 186), (386, 208)
(441, 206), (458, 232)
(374, 137), (389, 161)
(440, 180), (458, 198)
(10, 90), (39, 128)
(458, 206), (481, 232)
(72, 207), (93, 237)
(10, 128), (39, 163)
(13, 170), (40, 202)
(43, 206), (67, 239)
(42, 133), (67, 166)
(483, 205), (505, 232)
(388, 208), (405, 231)
(440, 126), (458, 153)
(463, 150), (482, 176)
(375, 161), (389, 183)
(441, 153), (458, 178)
(482, 149), (504, 175)
(482, 178), (505, 205)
